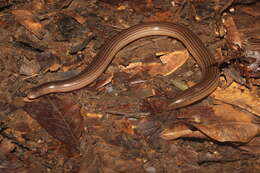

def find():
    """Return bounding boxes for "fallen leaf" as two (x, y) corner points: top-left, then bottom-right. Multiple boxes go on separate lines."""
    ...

(160, 105), (260, 143)
(8, 109), (40, 133)
(0, 138), (16, 154)
(79, 148), (103, 173)
(23, 96), (83, 151)
(239, 137), (260, 155)
(61, 10), (87, 24)
(96, 142), (145, 172)
(136, 120), (161, 137)
(36, 52), (61, 72)
(212, 104), (254, 122)
(32, 0), (45, 10)
(157, 50), (189, 76)
(148, 11), (172, 22)
(211, 82), (260, 116)
(89, 73), (114, 89)
(117, 5), (128, 10)
(195, 122), (259, 143)
(146, 0), (153, 8)
(55, 0), (74, 9)
(12, 10), (44, 39)
(116, 118), (135, 135)
(49, 63), (61, 72)
(223, 16), (243, 49)
(160, 123), (206, 140)
(252, 78), (260, 86)
(120, 50), (189, 77)
(241, 7), (260, 17)
(20, 58), (41, 76)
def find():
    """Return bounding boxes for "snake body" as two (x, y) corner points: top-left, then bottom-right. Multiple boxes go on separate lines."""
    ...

(27, 22), (219, 110)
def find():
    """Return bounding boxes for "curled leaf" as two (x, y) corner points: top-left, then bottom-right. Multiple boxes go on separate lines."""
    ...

(161, 105), (260, 143)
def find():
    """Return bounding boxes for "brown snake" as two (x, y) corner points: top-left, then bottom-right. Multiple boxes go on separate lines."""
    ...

(27, 22), (219, 110)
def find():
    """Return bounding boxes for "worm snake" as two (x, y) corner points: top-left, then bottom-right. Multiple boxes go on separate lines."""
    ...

(27, 22), (219, 110)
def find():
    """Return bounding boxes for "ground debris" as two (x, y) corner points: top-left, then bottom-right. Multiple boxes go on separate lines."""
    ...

(0, 0), (259, 172)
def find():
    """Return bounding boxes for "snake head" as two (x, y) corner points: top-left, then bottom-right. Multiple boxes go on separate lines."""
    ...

(27, 88), (41, 99)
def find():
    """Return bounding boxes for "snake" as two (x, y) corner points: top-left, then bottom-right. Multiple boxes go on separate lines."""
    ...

(27, 22), (219, 110)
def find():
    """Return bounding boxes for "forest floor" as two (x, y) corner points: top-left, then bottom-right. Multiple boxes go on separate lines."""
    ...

(0, 0), (259, 172)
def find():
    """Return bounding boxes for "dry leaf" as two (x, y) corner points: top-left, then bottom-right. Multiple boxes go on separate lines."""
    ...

(136, 120), (161, 137)
(95, 142), (145, 172)
(12, 10), (44, 39)
(157, 50), (189, 76)
(148, 11), (172, 21)
(49, 63), (61, 72)
(146, 0), (153, 8)
(117, 5), (128, 10)
(223, 16), (242, 49)
(194, 105), (259, 142)
(120, 50), (189, 77)
(23, 96), (83, 151)
(20, 58), (41, 76)
(55, 0), (74, 9)
(161, 105), (260, 143)
(241, 7), (260, 17)
(32, 0), (45, 10)
(0, 138), (16, 154)
(212, 104), (254, 122)
(117, 119), (135, 135)
(195, 122), (259, 143)
(61, 11), (87, 24)
(212, 82), (260, 116)
(79, 148), (103, 173)
(239, 137), (260, 155)
(160, 123), (206, 140)
(8, 109), (41, 133)
(89, 73), (114, 89)
(36, 52), (61, 72)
